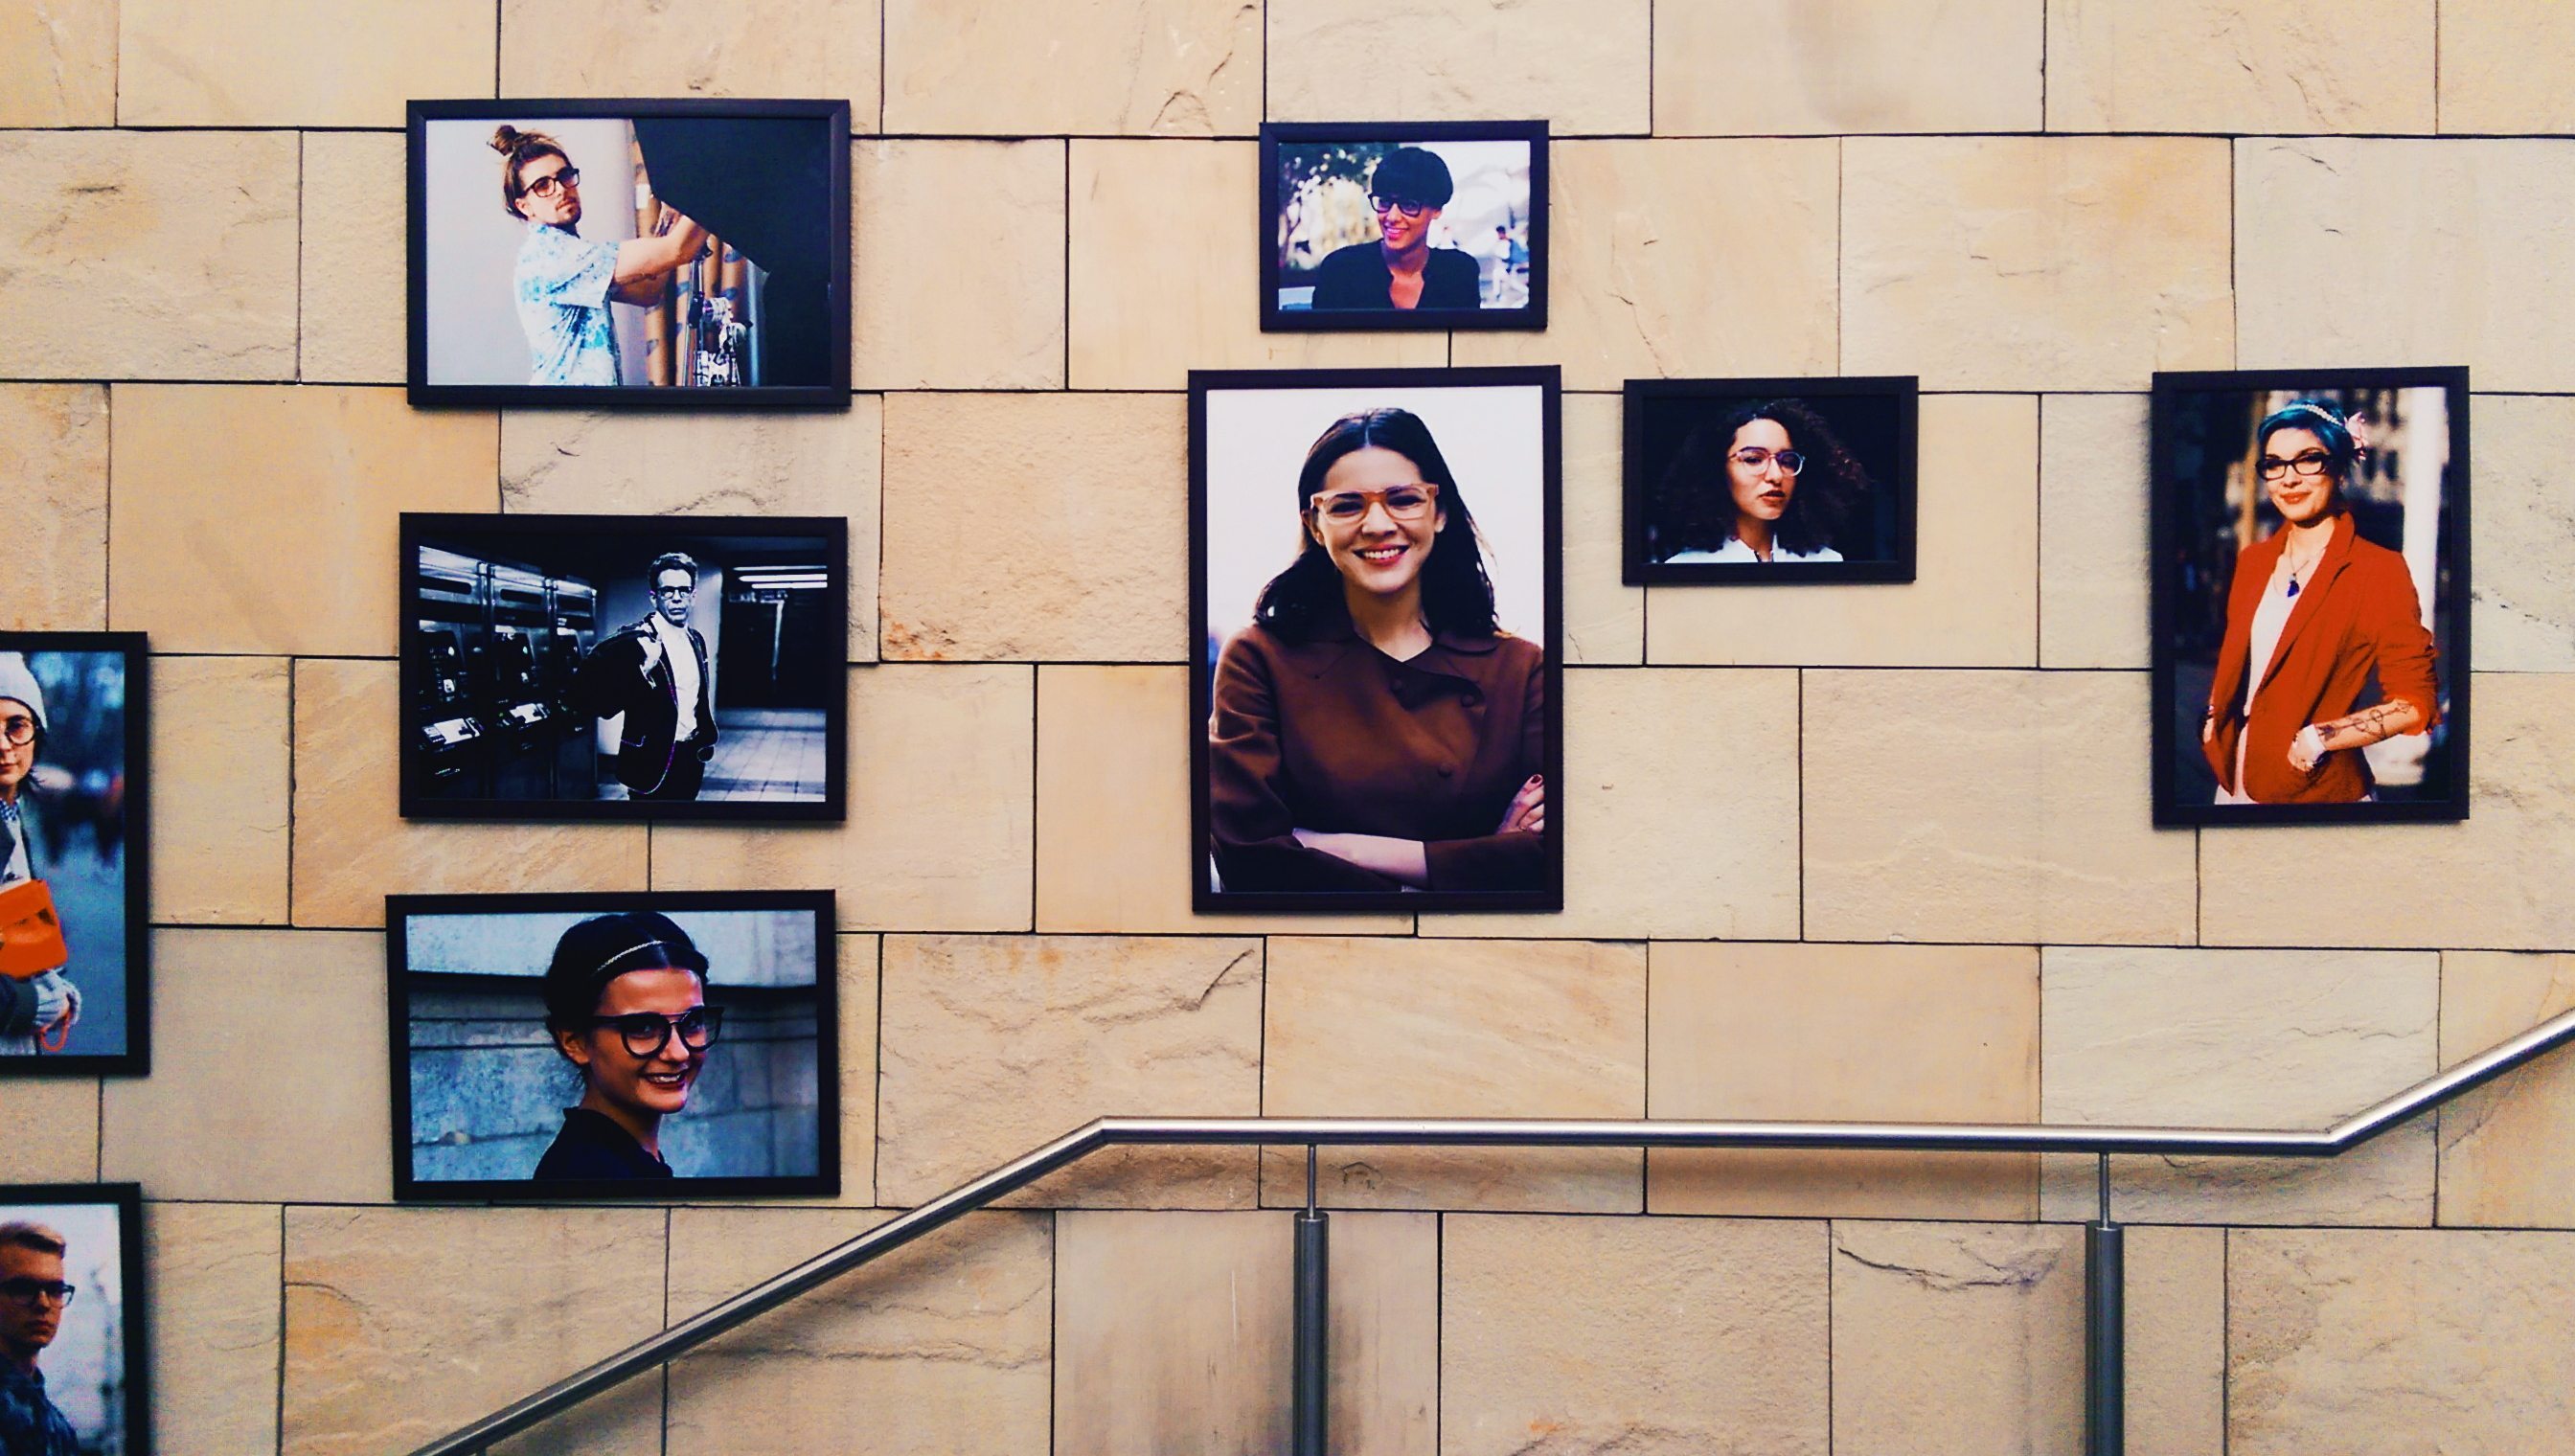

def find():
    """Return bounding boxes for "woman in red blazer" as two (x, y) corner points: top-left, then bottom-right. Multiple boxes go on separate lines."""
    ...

(2202, 398), (2440, 804)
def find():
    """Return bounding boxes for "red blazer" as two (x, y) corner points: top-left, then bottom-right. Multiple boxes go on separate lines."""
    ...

(2203, 512), (2439, 804)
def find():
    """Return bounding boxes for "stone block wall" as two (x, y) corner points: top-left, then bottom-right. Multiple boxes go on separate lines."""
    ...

(5, 2), (2574, 1452)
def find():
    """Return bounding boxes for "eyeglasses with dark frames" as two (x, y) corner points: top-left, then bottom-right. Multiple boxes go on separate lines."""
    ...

(0, 1278), (75, 1309)
(1368, 193), (1431, 220)
(522, 166), (581, 199)
(0, 715), (33, 747)
(590, 1006), (723, 1058)
(1310, 483), (1441, 523)
(2257, 450), (2336, 480)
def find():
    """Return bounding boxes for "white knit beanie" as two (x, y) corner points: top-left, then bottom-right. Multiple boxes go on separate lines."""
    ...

(0, 652), (48, 733)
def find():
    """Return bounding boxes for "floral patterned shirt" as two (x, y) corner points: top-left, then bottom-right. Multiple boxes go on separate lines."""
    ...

(513, 221), (623, 387)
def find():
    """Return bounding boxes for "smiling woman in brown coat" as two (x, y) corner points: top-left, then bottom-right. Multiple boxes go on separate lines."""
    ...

(1207, 408), (1545, 893)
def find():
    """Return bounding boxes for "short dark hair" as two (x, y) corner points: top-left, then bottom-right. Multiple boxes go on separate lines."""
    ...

(1652, 398), (1871, 560)
(649, 552), (700, 586)
(2258, 398), (2362, 481)
(540, 911), (710, 1051)
(1368, 147), (1455, 209)
(1252, 407), (1498, 642)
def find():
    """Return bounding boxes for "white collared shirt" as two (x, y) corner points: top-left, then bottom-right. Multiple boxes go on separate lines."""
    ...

(1658, 538), (1845, 564)
(649, 612), (702, 742)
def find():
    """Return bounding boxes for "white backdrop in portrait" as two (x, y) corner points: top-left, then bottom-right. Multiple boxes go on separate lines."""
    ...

(423, 117), (647, 386)
(0, 1201), (122, 1446)
(1203, 383), (1548, 653)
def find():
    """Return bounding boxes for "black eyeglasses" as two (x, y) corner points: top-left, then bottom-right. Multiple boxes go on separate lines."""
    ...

(523, 167), (581, 199)
(591, 1006), (722, 1058)
(653, 584), (695, 599)
(2257, 450), (2335, 480)
(0, 1278), (75, 1309)
(1369, 193), (1431, 219)
(0, 715), (33, 747)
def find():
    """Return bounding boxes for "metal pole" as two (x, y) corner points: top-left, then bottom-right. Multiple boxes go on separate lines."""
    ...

(2085, 1154), (2124, 1456)
(1292, 1146), (1328, 1456)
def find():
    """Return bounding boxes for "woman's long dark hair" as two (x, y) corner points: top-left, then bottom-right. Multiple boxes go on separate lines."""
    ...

(1653, 398), (1870, 559)
(1251, 408), (1500, 642)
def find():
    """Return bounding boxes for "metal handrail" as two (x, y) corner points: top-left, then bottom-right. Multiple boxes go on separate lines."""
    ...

(411, 1000), (2575, 1456)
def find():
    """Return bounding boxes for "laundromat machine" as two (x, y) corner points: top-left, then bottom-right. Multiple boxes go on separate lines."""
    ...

(409, 545), (602, 801)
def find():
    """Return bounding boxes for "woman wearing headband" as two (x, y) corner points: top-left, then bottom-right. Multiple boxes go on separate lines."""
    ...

(533, 911), (721, 1179)
(2202, 398), (2440, 805)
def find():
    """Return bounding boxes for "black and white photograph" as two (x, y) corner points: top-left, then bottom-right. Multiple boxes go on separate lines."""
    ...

(1193, 366), (1562, 914)
(409, 99), (852, 407)
(1624, 376), (1918, 585)
(400, 513), (847, 823)
(0, 634), (147, 1077)
(1262, 121), (1546, 331)
(0, 1185), (147, 1455)
(388, 893), (838, 1202)
(2152, 367), (2471, 826)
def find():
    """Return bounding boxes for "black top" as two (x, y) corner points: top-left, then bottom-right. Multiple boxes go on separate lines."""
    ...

(533, 1106), (674, 1181)
(1310, 242), (1482, 311)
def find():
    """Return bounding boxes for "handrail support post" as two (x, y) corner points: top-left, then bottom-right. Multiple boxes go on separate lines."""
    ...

(2085, 1153), (2124, 1456)
(1293, 1145), (1328, 1456)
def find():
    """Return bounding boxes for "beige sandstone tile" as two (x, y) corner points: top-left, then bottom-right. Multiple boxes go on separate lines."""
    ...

(103, 931), (388, 1200)
(0, 0), (115, 125)
(1649, 395), (2039, 667)
(2437, 951), (2575, 1229)
(282, 1205), (664, 1456)
(1830, 1221), (2084, 1456)
(0, 385), (107, 629)
(2440, 6), (2575, 133)
(152, 657), (291, 924)
(290, 660), (649, 927)
(876, 935), (1264, 1208)
(1654, 0), (2041, 135)
(1561, 393), (1642, 665)
(2198, 674), (2575, 949)
(1441, 1213), (1829, 1454)
(2047, 0), (2434, 133)
(0, 132), (298, 380)
(501, 0), (881, 115)
(2237, 139), (2575, 392)
(1429, 667), (1801, 939)
(111, 386), (498, 655)
(1452, 139), (1839, 392)
(119, 0), (490, 125)
(1034, 666), (1406, 934)
(651, 666), (1034, 933)
(2229, 1228), (2575, 1453)
(855, 140), (1065, 391)
(880, 393), (1183, 661)
(2041, 946), (2439, 1226)
(299, 132), (406, 386)
(886, 0), (1259, 135)
(2126, 1226), (2226, 1456)
(1066, 141), (1449, 389)
(500, 400), (883, 661)
(664, 1208), (1052, 1456)
(1843, 137), (2233, 392)
(1802, 670), (2196, 944)
(834, 934), (878, 1207)
(0, 1081), (98, 1180)
(2039, 394), (2153, 670)
(2469, 395), (2575, 672)
(148, 1202), (281, 1456)
(1648, 942), (2039, 1221)
(1261, 937), (1645, 1213)
(1055, 1209), (1437, 1455)
(1267, 0), (1649, 134)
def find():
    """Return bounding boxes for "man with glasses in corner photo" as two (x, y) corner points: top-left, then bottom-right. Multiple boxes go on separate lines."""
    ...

(576, 552), (719, 803)
(1310, 146), (1482, 312)
(0, 1222), (79, 1456)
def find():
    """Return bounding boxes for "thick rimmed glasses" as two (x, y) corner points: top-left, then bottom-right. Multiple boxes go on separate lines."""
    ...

(1369, 194), (1431, 219)
(1310, 483), (1440, 523)
(0, 715), (33, 747)
(0, 1278), (75, 1309)
(1729, 447), (1806, 476)
(523, 167), (581, 199)
(2257, 450), (2335, 480)
(591, 1006), (722, 1058)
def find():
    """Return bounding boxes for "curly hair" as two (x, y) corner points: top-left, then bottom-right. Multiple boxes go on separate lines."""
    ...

(1252, 407), (1498, 643)
(490, 124), (570, 219)
(1652, 398), (1871, 560)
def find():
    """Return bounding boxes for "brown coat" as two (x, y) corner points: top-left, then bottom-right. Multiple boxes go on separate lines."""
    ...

(1208, 616), (1546, 892)
(2203, 512), (2440, 804)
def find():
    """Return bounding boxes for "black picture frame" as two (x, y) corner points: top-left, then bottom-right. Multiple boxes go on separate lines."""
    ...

(1622, 375), (1921, 585)
(387, 890), (841, 1203)
(398, 512), (849, 824)
(1260, 120), (1549, 333)
(1190, 365), (1564, 914)
(2150, 366), (2472, 827)
(407, 97), (853, 409)
(0, 1182), (149, 1455)
(0, 632), (148, 1079)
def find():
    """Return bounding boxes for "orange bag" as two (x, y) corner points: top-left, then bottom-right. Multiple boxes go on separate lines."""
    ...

(0, 878), (69, 980)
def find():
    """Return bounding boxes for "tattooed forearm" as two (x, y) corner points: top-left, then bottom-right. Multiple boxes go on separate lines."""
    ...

(2313, 701), (2424, 751)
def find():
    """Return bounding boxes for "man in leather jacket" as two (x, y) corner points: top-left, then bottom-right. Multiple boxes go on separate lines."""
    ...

(577, 552), (718, 801)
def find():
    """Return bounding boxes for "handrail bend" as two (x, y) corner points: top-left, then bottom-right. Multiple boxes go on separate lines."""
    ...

(411, 1001), (2575, 1456)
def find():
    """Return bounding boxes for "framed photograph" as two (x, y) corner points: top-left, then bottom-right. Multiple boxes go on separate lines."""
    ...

(399, 513), (848, 823)
(1261, 121), (1547, 332)
(0, 633), (146, 1077)
(1192, 366), (1563, 914)
(408, 98), (852, 408)
(0, 1184), (148, 1455)
(388, 892), (839, 1202)
(2152, 367), (2471, 826)
(1623, 376), (1918, 585)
